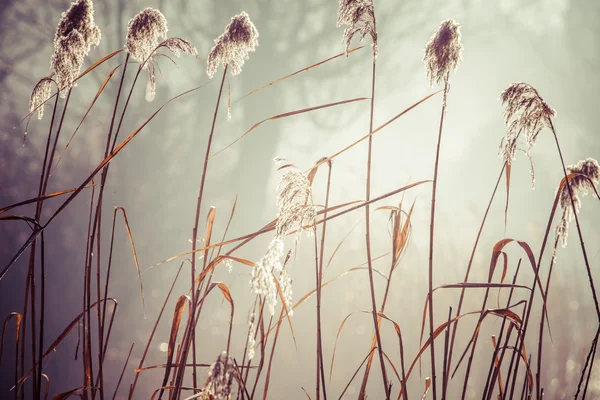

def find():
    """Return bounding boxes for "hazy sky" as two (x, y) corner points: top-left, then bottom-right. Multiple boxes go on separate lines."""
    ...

(0, 0), (599, 398)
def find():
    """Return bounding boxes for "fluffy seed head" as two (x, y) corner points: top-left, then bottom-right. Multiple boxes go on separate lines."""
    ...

(251, 239), (284, 316)
(337, 0), (378, 58)
(247, 312), (256, 360)
(54, 0), (101, 53)
(29, 77), (53, 120)
(556, 158), (600, 247)
(51, 30), (87, 96)
(499, 82), (556, 186)
(275, 165), (316, 238)
(424, 19), (463, 86)
(207, 12), (259, 78)
(50, 0), (101, 95)
(125, 8), (168, 66)
(203, 352), (238, 399)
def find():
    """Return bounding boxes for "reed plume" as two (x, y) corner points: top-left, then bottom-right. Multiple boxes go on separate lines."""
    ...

(337, 0), (378, 57)
(50, 0), (101, 96)
(499, 82), (556, 187)
(250, 163), (315, 316)
(126, 8), (197, 101)
(556, 158), (600, 247)
(424, 19), (463, 87)
(207, 11), (259, 78)
(424, 18), (463, 400)
(28, 77), (53, 120)
(202, 351), (238, 400)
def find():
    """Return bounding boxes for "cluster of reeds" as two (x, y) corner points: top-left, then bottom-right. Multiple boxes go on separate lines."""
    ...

(1, 0), (599, 399)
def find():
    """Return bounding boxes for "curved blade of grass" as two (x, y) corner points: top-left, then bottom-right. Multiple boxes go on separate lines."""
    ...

(15, 298), (117, 387)
(0, 185), (96, 215)
(210, 97), (369, 159)
(1, 85), (204, 281)
(114, 207), (144, 313)
(0, 312), (21, 364)
(147, 182), (428, 272)
(236, 46), (364, 103)
(400, 306), (526, 400)
(158, 295), (190, 400)
(311, 91), (442, 172)
(54, 65), (122, 172)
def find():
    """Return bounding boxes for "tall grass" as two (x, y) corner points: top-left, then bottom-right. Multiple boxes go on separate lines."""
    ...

(0, 1), (599, 399)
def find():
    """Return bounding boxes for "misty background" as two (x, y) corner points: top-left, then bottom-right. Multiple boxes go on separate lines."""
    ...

(1, 0), (599, 398)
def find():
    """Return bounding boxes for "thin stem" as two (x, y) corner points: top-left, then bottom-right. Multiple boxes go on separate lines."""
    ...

(173, 65), (228, 400)
(428, 73), (450, 400)
(363, 57), (390, 399)
(548, 119), (600, 319)
(535, 236), (559, 400)
(446, 164), (505, 375)
(316, 161), (332, 400)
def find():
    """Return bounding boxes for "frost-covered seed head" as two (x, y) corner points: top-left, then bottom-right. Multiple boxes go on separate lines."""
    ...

(276, 165), (316, 238)
(499, 82), (556, 187)
(50, 0), (101, 95)
(54, 0), (101, 53)
(424, 19), (463, 86)
(204, 352), (237, 399)
(247, 312), (256, 360)
(556, 158), (600, 247)
(337, 0), (378, 58)
(207, 11), (259, 78)
(125, 8), (168, 66)
(251, 238), (284, 316)
(51, 30), (87, 96)
(29, 77), (53, 120)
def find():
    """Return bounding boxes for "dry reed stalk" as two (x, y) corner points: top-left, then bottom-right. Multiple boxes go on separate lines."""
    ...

(337, 1), (389, 396)
(423, 19), (463, 400)
(445, 164), (505, 382)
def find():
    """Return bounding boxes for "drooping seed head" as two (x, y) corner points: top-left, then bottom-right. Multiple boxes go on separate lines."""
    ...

(337, 0), (378, 58)
(204, 352), (238, 399)
(556, 158), (600, 247)
(251, 238), (284, 316)
(499, 82), (556, 186)
(424, 19), (463, 86)
(125, 8), (168, 66)
(50, 0), (101, 95)
(207, 11), (259, 78)
(51, 30), (87, 96)
(275, 164), (316, 239)
(29, 77), (53, 120)
(54, 0), (101, 53)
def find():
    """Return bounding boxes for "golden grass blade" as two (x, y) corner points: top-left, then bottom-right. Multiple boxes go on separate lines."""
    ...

(491, 335), (505, 398)
(210, 97), (369, 159)
(325, 219), (361, 272)
(135, 363), (211, 373)
(393, 202), (414, 265)
(114, 207), (144, 312)
(0, 185), (96, 215)
(158, 295), (190, 400)
(236, 46), (364, 103)
(0, 85), (204, 281)
(330, 311), (360, 381)
(52, 386), (90, 400)
(421, 377), (431, 400)
(301, 387), (313, 400)
(15, 298), (117, 387)
(401, 306), (526, 400)
(310, 91), (442, 172)
(271, 271), (297, 350)
(0, 312), (21, 365)
(147, 181), (428, 271)
(54, 65), (123, 172)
